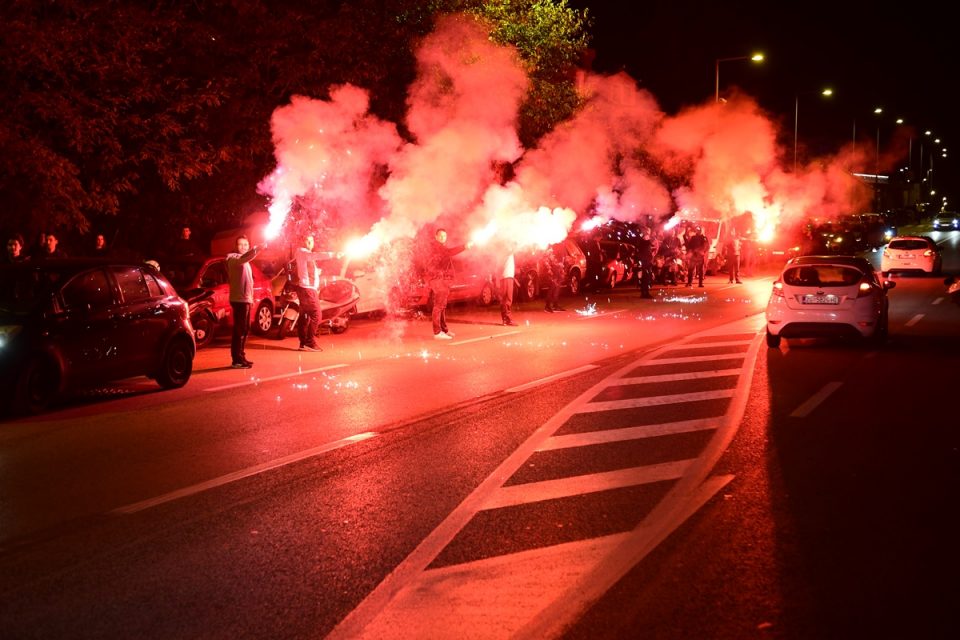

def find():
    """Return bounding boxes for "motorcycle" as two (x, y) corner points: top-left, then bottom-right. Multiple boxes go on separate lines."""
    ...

(273, 275), (361, 339)
(181, 287), (223, 349)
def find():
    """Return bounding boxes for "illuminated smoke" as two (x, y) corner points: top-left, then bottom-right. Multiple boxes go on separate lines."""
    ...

(258, 11), (882, 289)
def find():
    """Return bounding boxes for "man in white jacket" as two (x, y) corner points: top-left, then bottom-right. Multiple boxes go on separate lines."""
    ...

(226, 235), (262, 368)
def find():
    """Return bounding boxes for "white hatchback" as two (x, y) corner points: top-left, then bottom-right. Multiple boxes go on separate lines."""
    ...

(765, 255), (895, 348)
(881, 236), (942, 275)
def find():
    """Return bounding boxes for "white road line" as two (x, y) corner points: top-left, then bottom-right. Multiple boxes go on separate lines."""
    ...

(505, 364), (599, 393)
(575, 308), (628, 319)
(539, 418), (720, 451)
(933, 297), (945, 305)
(579, 388), (734, 412)
(905, 313), (924, 327)
(450, 330), (522, 345)
(673, 339), (755, 348)
(482, 461), (691, 510)
(204, 364), (348, 392)
(645, 353), (746, 365)
(111, 432), (377, 515)
(789, 381), (843, 418)
(611, 369), (741, 385)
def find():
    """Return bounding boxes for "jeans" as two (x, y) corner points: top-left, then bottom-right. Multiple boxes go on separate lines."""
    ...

(430, 278), (451, 334)
(230, 301), (251, 364)
(296, 286), (320, 347)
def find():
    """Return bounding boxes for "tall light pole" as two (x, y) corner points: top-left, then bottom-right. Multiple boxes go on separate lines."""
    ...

(715, 52), (764, 102)
(793, 87), (833, 172)
(874, 107), (883, 212)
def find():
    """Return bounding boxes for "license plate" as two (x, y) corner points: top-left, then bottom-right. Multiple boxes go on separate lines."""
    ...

(898, 253), (914, 259)
(801, 294), (839, 305)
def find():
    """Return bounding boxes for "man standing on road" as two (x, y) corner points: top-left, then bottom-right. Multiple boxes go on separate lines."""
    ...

(635, 228), (655, 299)
(686, 226), (707, 287)
(427, 228), (472, 339)
(294, 233), (336, 352)
(724, 229), (743, 284)
(499, 250), (518, 326)
(226, 235), (262, 369)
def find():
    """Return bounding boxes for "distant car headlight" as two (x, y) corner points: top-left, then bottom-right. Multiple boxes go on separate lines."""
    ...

(0, 325), (23, 350)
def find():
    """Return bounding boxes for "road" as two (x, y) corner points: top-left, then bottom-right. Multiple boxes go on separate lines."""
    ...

(1, 228), (959, 639)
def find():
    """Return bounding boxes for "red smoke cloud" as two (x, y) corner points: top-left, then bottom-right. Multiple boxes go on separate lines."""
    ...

(258, 12), (877, 258)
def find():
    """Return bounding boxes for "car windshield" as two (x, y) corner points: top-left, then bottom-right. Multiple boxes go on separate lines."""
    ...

(889, 239), (930, 251)
(783, 264), (863, 287)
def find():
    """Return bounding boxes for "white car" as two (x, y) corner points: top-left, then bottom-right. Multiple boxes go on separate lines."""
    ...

(881, 236), (942, 275)
(765, 255), (895, 348)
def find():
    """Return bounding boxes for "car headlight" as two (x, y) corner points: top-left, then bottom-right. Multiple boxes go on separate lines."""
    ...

(0, 325), (23, 350)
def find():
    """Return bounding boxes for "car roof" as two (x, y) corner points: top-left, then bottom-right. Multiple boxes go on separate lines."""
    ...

(784, 255), (874, 271)
(888, 235), (934, 242)
(0, 257), (154, 273)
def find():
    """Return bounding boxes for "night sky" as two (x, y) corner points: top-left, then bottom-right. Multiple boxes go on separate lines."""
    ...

(570, 1), (957, 205)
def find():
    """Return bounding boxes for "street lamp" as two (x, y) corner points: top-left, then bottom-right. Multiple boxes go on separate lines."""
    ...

(793, 87), (833, 172)
(715, 52), (764, 102)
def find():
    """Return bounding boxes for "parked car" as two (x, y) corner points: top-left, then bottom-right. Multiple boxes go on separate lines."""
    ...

(880, 236), (942, 275)
(160, 255), (276, 341)
(932, 212), (959, 231)
(512, 237), (589, 301)
(765, 255), (895, 348)
(0, 259), (195, 415)
(406, 255), (496, 310)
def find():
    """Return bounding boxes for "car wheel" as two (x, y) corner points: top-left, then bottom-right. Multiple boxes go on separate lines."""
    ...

(478, 282), (494, 306)
(766, 330), (781, 348)
(869, 313), (889, 346)
(567, 270), (581, 295)
(331, 317), (349, 334)
(155, 337), (193, 389)
(251, 301), (273, 335)
(191, 311), (216, 349)
(276, 316), (295, 339)
(14, 357), (59, 415)
(517, 272), (538, 302)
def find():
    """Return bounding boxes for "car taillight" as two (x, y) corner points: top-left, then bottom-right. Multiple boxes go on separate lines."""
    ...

(923, 249), (934, 257)
(882, 248), (890, 258)
(771, 281), (785, 297)
(857, 281), (875, 298)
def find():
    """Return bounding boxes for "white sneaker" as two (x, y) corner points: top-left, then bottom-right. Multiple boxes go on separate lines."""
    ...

(443, 331), (455, 338)
(434, 332), (452, 340)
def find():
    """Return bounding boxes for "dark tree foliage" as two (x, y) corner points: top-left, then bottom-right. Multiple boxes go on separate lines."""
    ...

(0, 0), (590, 255)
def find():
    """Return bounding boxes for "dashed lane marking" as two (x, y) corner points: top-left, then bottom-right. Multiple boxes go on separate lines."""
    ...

(111, 432), (376, 515)
(506, 364), (600, 393)
(789, 381), (843, 418)
(203, 364), (348, 392)
(905, 313), (924, 327)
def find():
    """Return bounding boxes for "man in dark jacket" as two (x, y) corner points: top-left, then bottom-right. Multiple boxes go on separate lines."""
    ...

(685, 227), (708, 287)
(427, 228), (472, 339)
(635, 228), (655, 298)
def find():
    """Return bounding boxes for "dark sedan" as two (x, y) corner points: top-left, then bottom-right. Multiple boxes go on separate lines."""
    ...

(0, 259), (195, 415)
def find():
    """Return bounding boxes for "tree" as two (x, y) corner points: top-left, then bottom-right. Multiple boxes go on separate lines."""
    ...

(0, 0), (591, 251)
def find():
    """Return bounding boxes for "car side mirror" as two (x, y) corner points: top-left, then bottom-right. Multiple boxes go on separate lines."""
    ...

(884, 280), (896, 290)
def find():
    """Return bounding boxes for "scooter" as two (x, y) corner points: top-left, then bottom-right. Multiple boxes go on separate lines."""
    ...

(181, 287), (223, 349)
(273, 276), (360, 339)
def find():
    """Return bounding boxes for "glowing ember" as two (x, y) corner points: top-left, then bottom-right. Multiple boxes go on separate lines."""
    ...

(576, 303), (598, 316)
